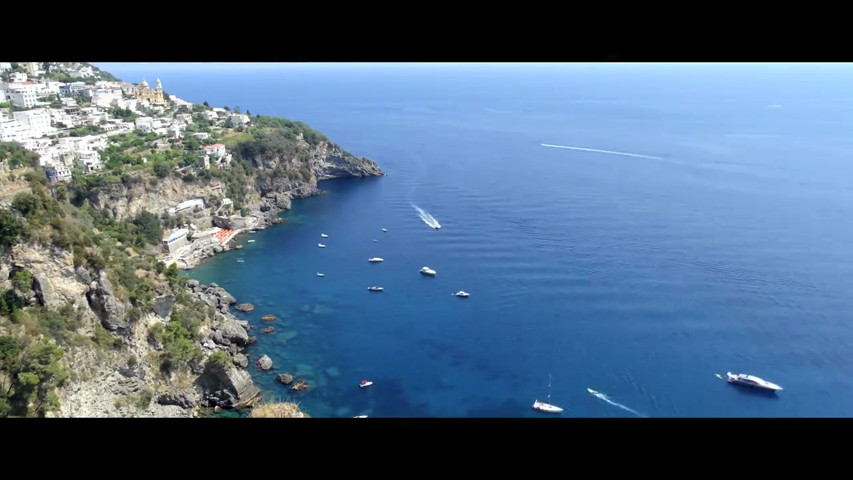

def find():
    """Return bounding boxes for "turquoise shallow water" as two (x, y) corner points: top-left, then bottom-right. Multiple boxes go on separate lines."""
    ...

(101, 62), (853, 417)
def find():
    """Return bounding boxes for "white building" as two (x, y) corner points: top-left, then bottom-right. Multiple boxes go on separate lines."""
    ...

(74, 150), (102, 173)
(8, 82), (39, 108)
(176, 113), (193, 124)
(13, 109), (52, 137)
(168, 123), (184, 139)
(168, 198), (205, 215)
(45, 164), (72, 182)
(201, 110), (218, 121)
(10, 72), (27, 83)
(135, 116), (153, 133)
(190, 132), (210, 140)
(229, 113), (250, 125)
(0, 63), (11, 71)
(0, 119), (28, 142)
(201, 143), (226, 158)
(0, 89), (5, 102)
(70, 66), (94, 78)
(162, 228), (189, 254)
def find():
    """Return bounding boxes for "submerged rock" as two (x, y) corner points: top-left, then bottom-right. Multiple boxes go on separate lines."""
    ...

(235, 303), (254, 312)
(262, 326), (275, 334)
(261, 315), (276, 322)
(276, 373), (294, 385)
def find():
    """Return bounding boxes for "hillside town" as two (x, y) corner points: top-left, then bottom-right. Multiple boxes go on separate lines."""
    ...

(0, 62), (261, 266)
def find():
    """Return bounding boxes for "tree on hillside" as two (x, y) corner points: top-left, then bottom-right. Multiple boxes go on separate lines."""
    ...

(133, 211), (163, 246)
(0, 209), (24, 247)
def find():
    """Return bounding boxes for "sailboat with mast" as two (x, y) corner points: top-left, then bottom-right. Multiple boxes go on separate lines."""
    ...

(533, 374), (564, 413)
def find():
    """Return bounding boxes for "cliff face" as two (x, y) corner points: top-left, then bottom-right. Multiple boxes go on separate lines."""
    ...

(87, 140), (383, 222)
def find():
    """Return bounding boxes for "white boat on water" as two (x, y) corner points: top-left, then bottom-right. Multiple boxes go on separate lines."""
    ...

(321, 233), (329, 238)
(368, 286), (384, 292)
(353, 415), (368, 418)
(726, 372), (783, 392)
(368, 257), (384, 263)
(237, 259), (245, 263)
(360, 380), (373, 388)
(318, 243), (326, 248)
(247, 240), (255, 243)
(382, 228), (387, 232)
(420, 266), (437, 276)
(454, 291), (470, 298)
(317, 273), (325, 277)
(533, 374), (564, 413)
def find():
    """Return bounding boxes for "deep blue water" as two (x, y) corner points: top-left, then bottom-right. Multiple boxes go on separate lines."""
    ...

(100, 62), (853, 417)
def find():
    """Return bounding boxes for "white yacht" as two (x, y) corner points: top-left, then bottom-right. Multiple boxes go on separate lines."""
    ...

(382, 228), (387, 232)
(454, 291), (470, 298)
(318, 243), (326, 248)
(321, 233), (328, 238)
(726, 372), (783, 392)
(420, 266), (437, 276)
(317, 273), (325, 277)
(533, 374), (564, 413)
(368, 257), (384, 263)
(360, 380), (373, 388)
(368, 286), (384, 292)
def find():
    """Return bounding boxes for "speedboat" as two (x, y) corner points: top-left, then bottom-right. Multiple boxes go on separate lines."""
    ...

(360, 380), (373, 388)
(532, 400), (564, 413)
(353, 415), (368, 418)
(236, 259), (245, 263)
(368, 257), (384, 263)
(433, 225), (441, 230)
(367, 286), (384, 292)
(321, 233), (328, 238)
(317, 273), (325, 277)
(420, 266), (437, 276)
(454, 291), (470, 298)
(726, 372), (783, 392)
(318, 243), (326, 248)
(247, 240), (255, 243)
(382, 228), (387, 232)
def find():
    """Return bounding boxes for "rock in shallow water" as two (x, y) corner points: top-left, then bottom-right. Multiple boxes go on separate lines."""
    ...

(276, 373), (293, 385)
(256, 355), (273, 370)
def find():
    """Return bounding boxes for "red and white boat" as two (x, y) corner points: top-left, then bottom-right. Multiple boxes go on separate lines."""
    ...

(360, 380), (373, 388)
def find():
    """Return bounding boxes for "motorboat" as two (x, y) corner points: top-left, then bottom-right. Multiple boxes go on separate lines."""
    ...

(318, 243), (326, 248)
(533, 400), (564, 413)
(368, 257), (384, 263)
(321, 233), (329, 238)
(236, 259), (245, 263)
(420, 266), (437, 276)
(317, 273), (325, 277)
(353, 415), (368, 418)
(247, 240), (255, 243)
(360, 380), (373, 388)
(433, 225), (441, 230)
(367, 286), (384, 292)
(532, 374), (564, 413)
(454, 291), (470, 298)
(382, 228), (387, 232)
(726, 372), (783, 392)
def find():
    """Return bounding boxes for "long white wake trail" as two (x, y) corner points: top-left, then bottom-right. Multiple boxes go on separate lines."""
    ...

(587, 388), (647, 418)
(412, 205), (441, 229)
(541, 143), (663, 161)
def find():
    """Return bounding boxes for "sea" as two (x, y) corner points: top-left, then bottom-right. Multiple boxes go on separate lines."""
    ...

(98, 62), (853, 417)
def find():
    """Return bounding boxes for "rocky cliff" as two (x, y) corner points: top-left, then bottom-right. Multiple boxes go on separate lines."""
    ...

(86, 139), (383, 222)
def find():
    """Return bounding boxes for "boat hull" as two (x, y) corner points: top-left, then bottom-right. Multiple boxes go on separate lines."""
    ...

(533, 401), (563, 413)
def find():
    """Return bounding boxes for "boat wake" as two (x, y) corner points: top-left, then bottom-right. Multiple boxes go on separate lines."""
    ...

(412, 204), (441, 229)
(541, 143), (663, 161)
(587, 388), (647, 418)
